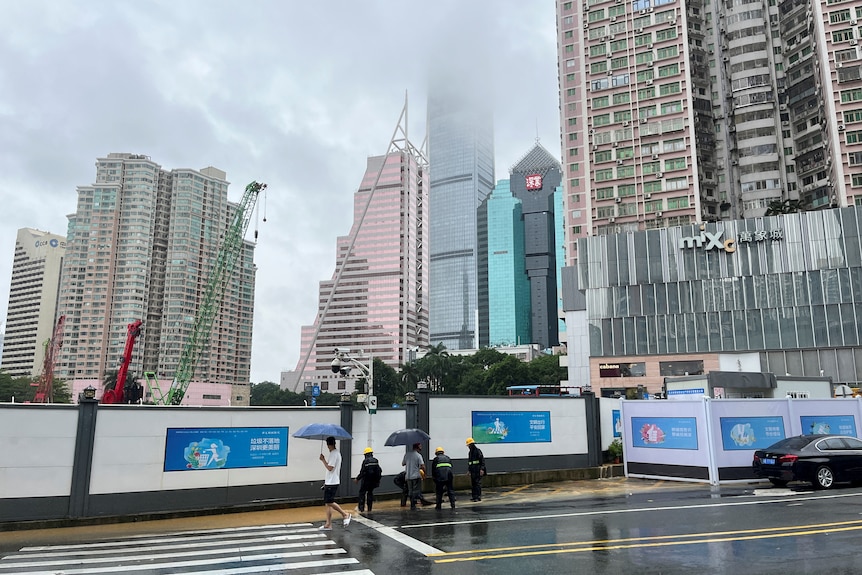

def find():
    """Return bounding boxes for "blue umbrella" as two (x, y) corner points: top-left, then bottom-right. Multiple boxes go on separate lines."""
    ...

(384, 428), (430, 446)
(293, 422), (353, 441)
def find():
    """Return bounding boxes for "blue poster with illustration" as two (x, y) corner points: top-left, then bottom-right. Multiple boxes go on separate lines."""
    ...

(164, 427), (288, 471)
(719, 417), (785, 451)
(800, 415), (857, 437)
(631, 417), (698, 450)
(470, 411), (551, 443)
(612, 410), (622, 437)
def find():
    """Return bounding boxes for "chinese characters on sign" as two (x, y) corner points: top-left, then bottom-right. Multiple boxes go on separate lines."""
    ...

(164, 427), (289, 471)
(471, 411), (551, 443)
(719, 417), (785, 451)
(525, 174), (543, 191)
(631, 417), (699, 450)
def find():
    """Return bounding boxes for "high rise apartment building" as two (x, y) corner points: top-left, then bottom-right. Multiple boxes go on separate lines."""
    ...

(1, 228), (66, 377)
(56, 154), (255, 402)
(287, 137), (429, 393)
(427, 82), (495, 351)
(555, 0), (862, 266)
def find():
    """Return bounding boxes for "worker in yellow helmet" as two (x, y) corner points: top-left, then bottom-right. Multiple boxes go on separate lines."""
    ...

(431, 446), (456, 510)
(354, 447), (382, 513)
(466, 437), (486, 502)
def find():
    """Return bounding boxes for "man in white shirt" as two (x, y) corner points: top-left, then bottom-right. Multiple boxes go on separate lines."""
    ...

(319, 436), (351, 530)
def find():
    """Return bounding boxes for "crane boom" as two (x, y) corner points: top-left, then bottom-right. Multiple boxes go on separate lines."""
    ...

(155, 181), (266, 406)
(32, 315), (66, 403)
(100, 319), (143, 404)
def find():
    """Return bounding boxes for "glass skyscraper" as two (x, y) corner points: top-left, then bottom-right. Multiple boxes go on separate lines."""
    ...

(427, 84), (495, 350)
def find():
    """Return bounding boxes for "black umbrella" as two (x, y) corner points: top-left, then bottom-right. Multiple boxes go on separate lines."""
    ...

(384, 428), (431, 447)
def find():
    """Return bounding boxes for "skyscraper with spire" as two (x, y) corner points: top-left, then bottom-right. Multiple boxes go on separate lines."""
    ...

(286, 103), (429, 393)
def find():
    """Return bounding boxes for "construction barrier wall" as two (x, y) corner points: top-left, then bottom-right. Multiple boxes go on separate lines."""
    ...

(0, 391), (605, 524)
(620, 397), (862, 484)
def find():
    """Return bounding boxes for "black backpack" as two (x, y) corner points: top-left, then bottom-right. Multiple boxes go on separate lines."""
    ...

(364, 458), (382, 486)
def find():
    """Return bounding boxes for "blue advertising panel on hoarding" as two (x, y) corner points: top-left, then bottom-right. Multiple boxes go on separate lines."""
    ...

(631, 417), (698, 450)
(164, 427), (288, 471)
(471, 411), (551, 443)
(719, 417), (785, 451)
(800, 415), (857, 437)
(612, 409), (622, 437)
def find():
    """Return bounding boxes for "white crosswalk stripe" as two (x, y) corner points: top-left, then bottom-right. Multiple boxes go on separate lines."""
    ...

(0, 523), (375, 574)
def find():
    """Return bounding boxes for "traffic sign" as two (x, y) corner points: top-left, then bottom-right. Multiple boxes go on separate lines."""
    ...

(312, 385), (320, 397)
(368, 395), (378, 414)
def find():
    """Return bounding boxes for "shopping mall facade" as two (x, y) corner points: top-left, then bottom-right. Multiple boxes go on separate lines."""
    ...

(572, 207), (862, 398)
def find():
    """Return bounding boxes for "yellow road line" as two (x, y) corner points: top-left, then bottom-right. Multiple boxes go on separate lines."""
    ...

(429, 518), (862, 563)
(501, 484), (534, 497)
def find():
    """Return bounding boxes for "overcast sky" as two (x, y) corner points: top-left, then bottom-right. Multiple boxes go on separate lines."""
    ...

(0, 1), (561, 383)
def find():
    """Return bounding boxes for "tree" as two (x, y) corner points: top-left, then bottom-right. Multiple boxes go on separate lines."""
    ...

(250, 381), (283, 405)
(765, 199), (804, 216)
(418, 342), (451, 393)
(372, 358), (403, 408)
(527, 353), (568, 385)
(0, 370), (32, 402)
(486, 355), (530, 395)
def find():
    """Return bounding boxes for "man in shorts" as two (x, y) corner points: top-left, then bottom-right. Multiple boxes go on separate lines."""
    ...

(319, 436), (351, 530)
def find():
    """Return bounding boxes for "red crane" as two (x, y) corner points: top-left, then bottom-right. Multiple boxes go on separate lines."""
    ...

(101, 320), (143, 404)
(32, 315), (66, 403)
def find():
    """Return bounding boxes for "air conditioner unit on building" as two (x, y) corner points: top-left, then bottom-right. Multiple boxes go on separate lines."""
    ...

(613, 142), (618, 147)
(639, 9), (646, 14)
(656, 211), (663, 217)
(648, 43), (654, 49)
(670, 19), (677, 25)
(851, 19), (858, 25)
(851, 40), (858, 46)
(779, 104), (787, 110)
(652, 154), (659, 159)
(731, 159), (738, 165)
(656, 172), (663, 178)
(609, 217), (616, 222)
(645, 79), (653, 85)
(723, 56), (729, 62)
(601, 36), (607, 41)
(647, 7), (653, 12)
(610, 34), (616, 39)
(611, 16), (617, 22)
(608, 70), (614, 75)
(708, 48), (714, 54)
(636, 27), (643, 32)
(607, 53), (613, 58)
(615, 197), (622, 202)
(589, 128), (595, 134)
(645, 193), (651, 199)
(837, 62), (843, 68)
(593, 145), (599, 151)
(584, 22), (590, 29)
(640, 117), (648, 123)
(617, 160), (624, 165)
(839, 124), (845, 130)
(623, 121), (630, 127)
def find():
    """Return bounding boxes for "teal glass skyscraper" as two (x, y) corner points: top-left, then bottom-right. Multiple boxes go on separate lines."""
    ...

(488, 143), (565, 350)
(487, 179), (531, 347)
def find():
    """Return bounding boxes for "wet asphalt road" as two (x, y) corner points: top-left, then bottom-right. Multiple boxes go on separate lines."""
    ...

(5, 478), (862, 574)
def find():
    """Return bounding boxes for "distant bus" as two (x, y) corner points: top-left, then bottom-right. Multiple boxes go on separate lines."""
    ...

(507, 385), (582, 397)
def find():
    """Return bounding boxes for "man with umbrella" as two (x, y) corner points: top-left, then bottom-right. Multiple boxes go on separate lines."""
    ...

(319, 436), (351, 530)
(402, 442), (427, 510)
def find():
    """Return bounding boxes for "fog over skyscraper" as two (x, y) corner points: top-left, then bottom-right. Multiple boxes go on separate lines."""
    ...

(427, 65), (495, 351)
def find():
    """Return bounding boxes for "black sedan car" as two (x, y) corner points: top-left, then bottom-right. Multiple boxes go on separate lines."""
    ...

(753, 434), (862, 489)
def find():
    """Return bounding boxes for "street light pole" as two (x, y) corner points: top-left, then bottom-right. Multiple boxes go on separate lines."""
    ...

(331, 348), (375, 449)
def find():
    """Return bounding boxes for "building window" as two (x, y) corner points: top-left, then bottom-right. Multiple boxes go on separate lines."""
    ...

(596, 186), (615, 199)
(618, 184), (636, 197)
(659, 360), (704, 376)
(645, 199), (663, 212)
(667, 195), (689, 209)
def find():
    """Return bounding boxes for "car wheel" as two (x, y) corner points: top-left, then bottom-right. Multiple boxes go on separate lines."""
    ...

(768, 478), (789, 487)
(813, 465), (835, 489)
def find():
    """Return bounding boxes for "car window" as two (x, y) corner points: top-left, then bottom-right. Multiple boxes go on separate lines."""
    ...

(768, 436), (812, 450)
(842, 437), (862, 449)
(819, 438), (847, 451)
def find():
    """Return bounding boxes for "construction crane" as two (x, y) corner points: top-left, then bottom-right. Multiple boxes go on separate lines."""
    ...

(150, 181), (266, 405)
(100, 319), (143, 404)
(31, 315), (66, 403)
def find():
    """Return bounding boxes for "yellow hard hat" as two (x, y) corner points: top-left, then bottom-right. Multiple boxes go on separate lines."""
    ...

(435, 446), (444, 454)
(466, 437), (475, 445)
(363, 447), (373, 455)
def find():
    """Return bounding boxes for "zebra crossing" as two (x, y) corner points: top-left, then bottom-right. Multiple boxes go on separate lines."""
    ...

(0, 522), (375, 574)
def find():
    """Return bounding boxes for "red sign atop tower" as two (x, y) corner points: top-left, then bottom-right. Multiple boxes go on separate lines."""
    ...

(525, 174), (543, 191)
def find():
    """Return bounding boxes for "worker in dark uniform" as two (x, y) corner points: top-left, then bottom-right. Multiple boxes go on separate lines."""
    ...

(431, 446), (456, 509)
(466, 437), (486, 502)
(354, 447), (382, 513)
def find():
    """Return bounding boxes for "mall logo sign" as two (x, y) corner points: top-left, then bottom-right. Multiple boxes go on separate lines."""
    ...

(679, 227), (736, 253)
(678, 225), (784, 253)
